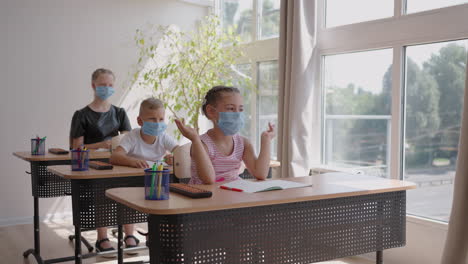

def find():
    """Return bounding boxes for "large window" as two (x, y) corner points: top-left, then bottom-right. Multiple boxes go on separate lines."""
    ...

(219, 0), (280, 40)
(404, 40), (467, 221)
(326, 0), (393, 28)
(319, 1), (468, 221)
(323, 49), (392, 177)
(220, 0), (253, 42)
(218, 0), (280, 157)
(258, 61), (279, 159)
(405, 0), (468, 14)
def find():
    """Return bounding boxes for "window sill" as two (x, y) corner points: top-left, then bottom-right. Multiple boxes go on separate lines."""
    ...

(178, 0), (214, 7)
(406, 214), (448, 230)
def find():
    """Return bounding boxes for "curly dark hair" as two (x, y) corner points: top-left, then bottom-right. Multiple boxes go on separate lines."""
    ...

(202, 85), (240, 116)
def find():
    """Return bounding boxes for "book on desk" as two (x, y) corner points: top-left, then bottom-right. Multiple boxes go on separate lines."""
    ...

(220, 179), (312, 193)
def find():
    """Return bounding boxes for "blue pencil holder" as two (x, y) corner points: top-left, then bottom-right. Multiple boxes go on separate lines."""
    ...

(144, 168), (170, 200)
(31, 138), (46, 155)
(71, 149), (90, 171)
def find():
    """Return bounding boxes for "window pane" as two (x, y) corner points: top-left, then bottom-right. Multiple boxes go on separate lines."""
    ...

(259, 0), (280, 39)
(233, 64), (253, 139)
(324, 49), (393, 116)
(323, 49), (393, 177)
(220, 0), (253, 42)
(258, 61), (278, 159)
(324, 118), (390, 177)
(326, 0), (393, 28)
(404, 40), (468, 222)
(406, 0), (468, 14)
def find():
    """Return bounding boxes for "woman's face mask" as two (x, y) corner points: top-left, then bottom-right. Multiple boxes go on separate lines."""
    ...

(95, 86), (115, 100)
(217, 112), (245, 136)
(142, 121), (167, 136)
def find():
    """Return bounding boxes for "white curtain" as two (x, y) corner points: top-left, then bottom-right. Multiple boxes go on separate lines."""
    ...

(441, 56), (468, 264)
(277, 0), (320, 177)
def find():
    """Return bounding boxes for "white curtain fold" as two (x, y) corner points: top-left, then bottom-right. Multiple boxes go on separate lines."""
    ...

(278, 0), (319, 177)
(441, 57), (468, 264)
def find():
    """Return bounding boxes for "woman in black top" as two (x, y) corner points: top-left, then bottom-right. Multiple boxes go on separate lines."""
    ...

(70, 68), (138, 253)
(70, 69), (131, 149)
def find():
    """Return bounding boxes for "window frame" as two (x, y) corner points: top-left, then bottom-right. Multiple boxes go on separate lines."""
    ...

(215, 0), (280, 150)
(316, 0), (468, 181)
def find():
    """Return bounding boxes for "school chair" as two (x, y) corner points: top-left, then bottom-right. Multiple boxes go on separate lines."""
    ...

(173, 143), (192, 183)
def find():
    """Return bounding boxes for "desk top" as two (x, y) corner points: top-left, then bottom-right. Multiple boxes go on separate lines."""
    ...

(48, 164), (173, 179)
(106, 173), (416, 215)
(13, 150), (110, 162)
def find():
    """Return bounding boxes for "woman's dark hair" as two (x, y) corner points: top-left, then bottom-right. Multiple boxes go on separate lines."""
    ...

(202, 85), (240, 116)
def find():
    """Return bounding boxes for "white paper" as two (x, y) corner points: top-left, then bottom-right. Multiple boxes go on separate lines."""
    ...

(221, 179), (312, 193)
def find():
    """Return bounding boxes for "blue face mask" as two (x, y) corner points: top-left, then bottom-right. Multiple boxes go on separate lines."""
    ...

(95, 86), (115, 100)
(217, 112), (244, 136)
(142, 121), (167, 136)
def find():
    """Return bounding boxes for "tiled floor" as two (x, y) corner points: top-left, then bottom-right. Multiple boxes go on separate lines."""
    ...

(0, 220), (372, 264)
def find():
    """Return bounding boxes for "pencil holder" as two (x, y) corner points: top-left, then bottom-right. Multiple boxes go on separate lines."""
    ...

(31, 138), (46, 155)
(144, 168), (170, 200)
(71, 149), (90, 171)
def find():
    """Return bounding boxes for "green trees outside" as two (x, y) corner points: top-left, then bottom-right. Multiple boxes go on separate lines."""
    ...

(326, 44), (466, 168)
(221, 0), (279, 41)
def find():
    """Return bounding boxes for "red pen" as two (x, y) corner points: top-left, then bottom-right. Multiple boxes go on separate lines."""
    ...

(220, 186), (243, 192)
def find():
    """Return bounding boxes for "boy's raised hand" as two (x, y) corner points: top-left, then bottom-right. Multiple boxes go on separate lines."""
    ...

(261, 122), (276, 141)
(175, 119), (199, 141)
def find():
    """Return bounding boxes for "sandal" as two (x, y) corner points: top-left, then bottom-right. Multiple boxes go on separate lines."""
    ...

(95, 238), (115, 255)
(137, 230), (149, 247)
(124, 235), (140, 255)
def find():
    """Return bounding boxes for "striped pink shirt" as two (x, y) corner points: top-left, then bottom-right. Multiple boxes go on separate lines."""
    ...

(190, 133), (244, 184)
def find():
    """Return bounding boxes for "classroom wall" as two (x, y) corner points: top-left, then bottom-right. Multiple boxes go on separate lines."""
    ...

(0, 0), (207, 226)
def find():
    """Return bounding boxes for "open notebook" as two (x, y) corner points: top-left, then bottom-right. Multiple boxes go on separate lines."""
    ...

(220, 179), (312, 193)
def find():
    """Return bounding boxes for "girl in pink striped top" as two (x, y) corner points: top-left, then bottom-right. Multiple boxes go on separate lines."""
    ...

(175, 86), (276, 184)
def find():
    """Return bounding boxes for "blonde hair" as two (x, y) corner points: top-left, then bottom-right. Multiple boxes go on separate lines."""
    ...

(139, 98), (164, 115)
(91, 68), (115, 82)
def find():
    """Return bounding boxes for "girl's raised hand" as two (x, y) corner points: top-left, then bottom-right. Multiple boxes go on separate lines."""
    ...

(261, 122), (276, 141)
(175, 119), (199, 141)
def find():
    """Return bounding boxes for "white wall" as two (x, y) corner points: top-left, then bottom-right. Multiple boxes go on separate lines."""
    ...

(0, 0), (207, 226)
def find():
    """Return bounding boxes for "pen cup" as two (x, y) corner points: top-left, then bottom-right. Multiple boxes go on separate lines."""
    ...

(144, 168), (170, 200)
(71, 149), (90, 171)
(31, 138), (46, 155)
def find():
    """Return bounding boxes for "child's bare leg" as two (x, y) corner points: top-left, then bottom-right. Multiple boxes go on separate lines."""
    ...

(96, 227), (112, 249)
(124, 224), (137, 246)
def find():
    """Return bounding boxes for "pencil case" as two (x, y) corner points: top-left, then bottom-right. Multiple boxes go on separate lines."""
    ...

(48, 148), (69, 155)
(89, 161), (113, 170)
(170, 183), (213, 198)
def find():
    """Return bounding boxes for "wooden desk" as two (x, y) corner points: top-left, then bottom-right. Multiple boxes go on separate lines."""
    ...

(48, 165), (171, 264)
(106, 174), (416, 264)
(12, 150), (110, 264)
(13, 150), (110, 162)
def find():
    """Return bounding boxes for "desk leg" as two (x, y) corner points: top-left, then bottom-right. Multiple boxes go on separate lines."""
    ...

(74, 221), (82, 264)
(118, 224), (124, 264)
(71, 181), (83, 264)
(376, 250), (383, 264)
(23, 196), (44, 264)
(33, 196), (40, 255)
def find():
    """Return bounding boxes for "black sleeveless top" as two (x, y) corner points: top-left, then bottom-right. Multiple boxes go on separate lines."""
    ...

(70, 105), (131, 144)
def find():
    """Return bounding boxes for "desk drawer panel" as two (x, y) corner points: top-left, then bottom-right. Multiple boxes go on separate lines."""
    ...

(148, 191), (406, 264)
(31, 161), (71, 198)
(71, 177), (147, 228)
